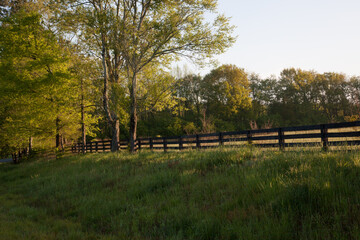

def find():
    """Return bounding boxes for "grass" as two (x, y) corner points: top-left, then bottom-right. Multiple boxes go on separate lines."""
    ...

(1, 147), (360, 239)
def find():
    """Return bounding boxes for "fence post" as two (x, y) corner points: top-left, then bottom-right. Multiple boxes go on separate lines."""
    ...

(103, 141), (106, 152)
(278, 128), (285, 151)
(163, 137), (167, 152)
(138, 139), (142, 151)
(95, 142), (98, 152)
(321, 124), (328, 151)
(219, 132), (224, 146)
(179, 136), (183, 150)
(90, 142), (93, 153)
(150, 138), (153, 151)
(247, 130), (253, 145)
(196, 134), (201, 149)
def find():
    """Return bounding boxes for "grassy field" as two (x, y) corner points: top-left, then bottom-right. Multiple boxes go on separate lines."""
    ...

(1, 148), (360, 239)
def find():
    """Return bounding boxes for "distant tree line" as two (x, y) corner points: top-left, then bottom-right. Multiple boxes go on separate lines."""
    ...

(138, 66), (360, 138)
(0, 1), (359, 156)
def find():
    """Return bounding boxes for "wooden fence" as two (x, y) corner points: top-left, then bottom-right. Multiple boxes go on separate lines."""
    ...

(73, 121), (360, 153)
(72, 140), (129, 153)
(10, 121), (359, 163)
(11, 146), (75, 164)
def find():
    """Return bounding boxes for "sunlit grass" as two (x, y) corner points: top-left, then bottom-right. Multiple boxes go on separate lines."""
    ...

(1, 148), (360, 239)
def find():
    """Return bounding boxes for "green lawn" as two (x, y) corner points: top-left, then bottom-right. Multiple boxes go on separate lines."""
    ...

(1, 148), (360, 239)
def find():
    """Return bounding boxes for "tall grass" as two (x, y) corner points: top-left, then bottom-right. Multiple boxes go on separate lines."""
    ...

(0, 148), (359, 239)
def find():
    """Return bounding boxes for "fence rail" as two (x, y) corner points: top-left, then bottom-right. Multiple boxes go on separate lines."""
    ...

(10, 121), (360, 163)
(11, 146), (75, 164)
(73, 121), (360, 153)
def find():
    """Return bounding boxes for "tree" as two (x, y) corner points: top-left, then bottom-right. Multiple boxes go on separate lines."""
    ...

(51, 0), (126, 151)
(0, 6), (94, 155)
(137, 65), (178, 120)
(0, 10), (60, 150)
(121, 0), (236, 152)
(249, 74), (279, 128)
(347, 77), (360, 120)
(70, 55), (102, 153)
(175, 74), (203, 117)
(55, 0), (235, 152)
(273, 68), (323, 125)
(201, 65), (251, 130)
(249, 68), (357, 127)
(317, 72), (350, 122)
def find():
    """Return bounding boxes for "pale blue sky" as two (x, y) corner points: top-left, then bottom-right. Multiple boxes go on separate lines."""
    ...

(181, 0), (360, 78)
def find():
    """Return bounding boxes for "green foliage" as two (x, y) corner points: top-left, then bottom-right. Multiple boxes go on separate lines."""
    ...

(1, 149), (360, 239)
(135, 66), (360, 138)
(51, 0), (236, 151)
(161, 64), (253, 135)
(71, 55), (103, 138)
(202, 65), (252, 116)
(0, 5), (101, 155)
(138, 65), (178, 114)
(0, 9), (72, 151)
(249, 68), (359, 128)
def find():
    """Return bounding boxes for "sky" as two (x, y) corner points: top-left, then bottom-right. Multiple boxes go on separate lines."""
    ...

(178, 0), (360, 78)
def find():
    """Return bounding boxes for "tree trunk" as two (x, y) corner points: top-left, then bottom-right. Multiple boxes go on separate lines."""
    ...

(130, 73), (137, 153)
(111, 119), (120, 152)
(56, 117), (62, 150)
(29, 136), (33, 154)
(102, 42), (112, 124)
(81, 102), (86, 154)
(81, 78), (86, 154)
(101, 41), (120, 152)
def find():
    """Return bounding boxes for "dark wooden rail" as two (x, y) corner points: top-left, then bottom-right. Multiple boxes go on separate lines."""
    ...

(72, 140), (129, 153)
(10, 121), (359, 163)
(11, 146), (75, 164)
(74, 121), (360, 153)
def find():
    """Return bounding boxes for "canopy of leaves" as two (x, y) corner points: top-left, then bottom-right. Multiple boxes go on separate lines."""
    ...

(0, 7), (100, 154)
(202, 64), (252, 117)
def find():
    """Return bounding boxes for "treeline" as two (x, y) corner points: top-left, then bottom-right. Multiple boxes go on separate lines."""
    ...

(137, 66), (360, 138)
(0, 1), (359, 156)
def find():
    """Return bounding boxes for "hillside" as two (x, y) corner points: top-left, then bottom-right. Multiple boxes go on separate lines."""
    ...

(1, 148), (360, 239)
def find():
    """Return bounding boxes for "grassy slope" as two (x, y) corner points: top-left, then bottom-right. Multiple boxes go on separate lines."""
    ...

(0, 148), (360, 240)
